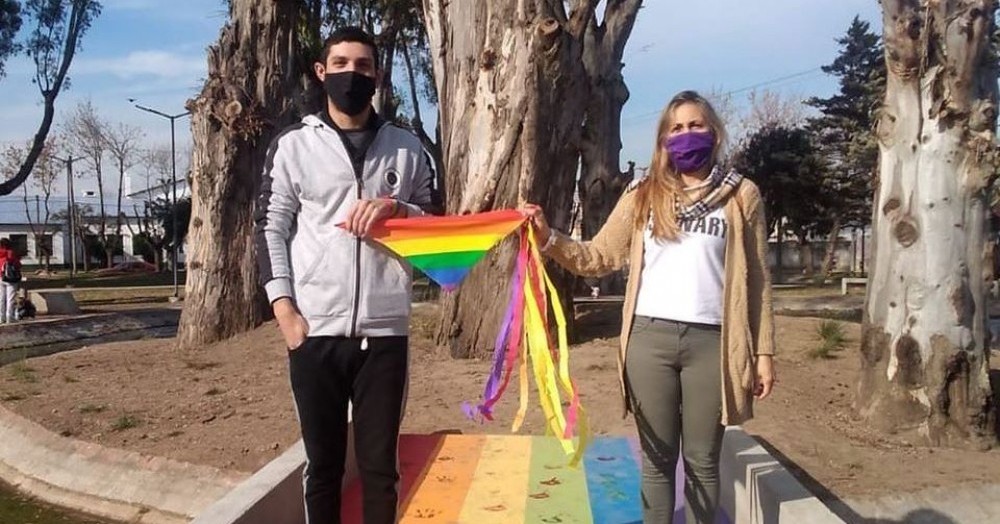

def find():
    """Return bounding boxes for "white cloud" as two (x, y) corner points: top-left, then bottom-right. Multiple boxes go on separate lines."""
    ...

(73, 50), (206, 80)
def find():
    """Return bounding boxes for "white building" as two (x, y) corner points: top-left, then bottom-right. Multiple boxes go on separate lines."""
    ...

(0, 172), (190, 269)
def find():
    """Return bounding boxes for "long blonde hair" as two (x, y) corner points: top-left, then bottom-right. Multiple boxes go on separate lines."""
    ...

(633, 90), (728, 240)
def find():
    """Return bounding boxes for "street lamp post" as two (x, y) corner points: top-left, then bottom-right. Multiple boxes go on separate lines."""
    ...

(51, 154), (81, 280)
(133, 103), (190, 299)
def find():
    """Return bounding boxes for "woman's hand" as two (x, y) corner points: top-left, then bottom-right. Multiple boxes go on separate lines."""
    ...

(520, 204), (552, 246)
(753, 355), (775, 400)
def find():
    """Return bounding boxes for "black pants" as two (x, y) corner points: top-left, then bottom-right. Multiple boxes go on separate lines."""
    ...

(289, 336), (408, 524)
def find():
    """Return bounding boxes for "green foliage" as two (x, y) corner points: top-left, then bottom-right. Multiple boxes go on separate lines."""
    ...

(8, 360), (37, 383)
(111, 414), (140, 431)
(811, 320), (848, 359)
(78, 403), (107, 414)
(806, 16), (885, 230)
(732, 125), (829, 240)
(0, 0), (22, 77)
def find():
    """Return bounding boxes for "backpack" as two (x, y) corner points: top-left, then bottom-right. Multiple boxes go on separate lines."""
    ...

(1, 260), (21, 283)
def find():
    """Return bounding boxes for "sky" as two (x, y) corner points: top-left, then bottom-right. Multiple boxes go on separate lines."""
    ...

(0, 0), (883, 208)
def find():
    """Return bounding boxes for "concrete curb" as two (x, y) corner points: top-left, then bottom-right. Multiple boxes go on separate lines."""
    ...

(0, 404), (247, 523)
(192, 421), (357, 524)
(189, 441), (308, 524)
(721, 427), (843, 523)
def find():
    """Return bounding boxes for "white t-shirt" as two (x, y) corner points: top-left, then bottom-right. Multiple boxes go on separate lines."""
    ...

(634, 206), (727, 325)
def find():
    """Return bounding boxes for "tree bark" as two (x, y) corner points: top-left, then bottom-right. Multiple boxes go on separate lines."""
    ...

(373, 27), (398, 120)
(797, 231), (813, 276)
(176, 0), (301, 348)
(859, 0), (998, 448)
(820, 215), (843, 281)
(424, 0), (597, 358)
(579, 0), (641, 296)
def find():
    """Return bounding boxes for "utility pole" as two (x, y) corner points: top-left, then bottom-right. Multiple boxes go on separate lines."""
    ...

(52, 154), (81, 279)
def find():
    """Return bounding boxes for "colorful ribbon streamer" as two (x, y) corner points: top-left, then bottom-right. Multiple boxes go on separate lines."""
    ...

(364, 210), (589, 465)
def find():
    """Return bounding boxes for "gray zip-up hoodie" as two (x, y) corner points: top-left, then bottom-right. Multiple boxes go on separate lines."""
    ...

(254, 113), (439, 338)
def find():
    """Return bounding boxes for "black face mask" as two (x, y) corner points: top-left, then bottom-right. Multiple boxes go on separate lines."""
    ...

(323, 71), (376, 116)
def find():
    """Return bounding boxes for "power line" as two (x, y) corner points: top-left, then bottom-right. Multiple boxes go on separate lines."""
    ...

(620, 67), (825, 125)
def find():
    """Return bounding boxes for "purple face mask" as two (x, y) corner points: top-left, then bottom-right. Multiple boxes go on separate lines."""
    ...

(663, 131), (715, 173)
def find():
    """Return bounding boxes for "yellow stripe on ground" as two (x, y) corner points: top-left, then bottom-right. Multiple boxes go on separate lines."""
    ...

(456, 435), (532, 523)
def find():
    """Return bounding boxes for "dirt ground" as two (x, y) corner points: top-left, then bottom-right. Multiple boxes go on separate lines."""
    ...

(0, 303), (998, 506)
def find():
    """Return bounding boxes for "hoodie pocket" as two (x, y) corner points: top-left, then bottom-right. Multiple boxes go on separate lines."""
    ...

(295, 234), (352, 318)
(359, 247), (411, 321)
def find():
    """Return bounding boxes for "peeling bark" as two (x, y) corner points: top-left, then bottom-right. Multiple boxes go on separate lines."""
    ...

(177, 1), (301, 348)
(424, 0), (596, 358)
(859, 0), (998, 448)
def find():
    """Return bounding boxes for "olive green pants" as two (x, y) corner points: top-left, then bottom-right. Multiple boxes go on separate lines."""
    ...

(625, 316), (725, 524)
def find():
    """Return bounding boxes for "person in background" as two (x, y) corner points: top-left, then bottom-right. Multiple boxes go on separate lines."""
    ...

(0, 238), (23, 324)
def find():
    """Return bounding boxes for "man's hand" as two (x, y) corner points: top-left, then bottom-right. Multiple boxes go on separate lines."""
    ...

(273, 298), (309, 350)
(753, 355), (776, 400)
(346, 198), (398, 237)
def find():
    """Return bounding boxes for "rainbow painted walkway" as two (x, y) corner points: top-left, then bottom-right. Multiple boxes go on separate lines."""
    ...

(341, 434), (732, 524)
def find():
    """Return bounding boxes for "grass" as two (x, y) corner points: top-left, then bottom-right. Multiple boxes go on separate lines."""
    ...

(111, 414), (141, 432)
(63, 375), (79, 383)
(184, 360), (221, 371)
(8, 361), (37, 383)
(811, 320), (848, 359)
(1, 393), (25, 402)
(205, 387), (225, 396)
(78, 403), (107, 414)
(0, 479), (112, 524)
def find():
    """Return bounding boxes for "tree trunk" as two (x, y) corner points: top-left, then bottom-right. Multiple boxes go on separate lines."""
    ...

(374, 30), (398, 120)
(579, 0), (641, 296)
(859, 0), (998, 448)
(797, 231), (813, 277)
(96, 170), (110, 268)
(424, 1), (596, 358)
(79, 231), (90, 272)
(775, 219), (784, 284)
(401, 43), (442, 173)
(820, 215), (843, 281)
(176, 0), (301, 348)
(115, 158), (125, 262)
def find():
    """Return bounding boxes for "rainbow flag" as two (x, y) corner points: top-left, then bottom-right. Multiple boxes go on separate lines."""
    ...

(366, 210), (526, 291)
(364, 209), (589, 465)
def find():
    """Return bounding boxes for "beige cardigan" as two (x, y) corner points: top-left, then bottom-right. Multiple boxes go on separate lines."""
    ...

(547, 179), (775, 425)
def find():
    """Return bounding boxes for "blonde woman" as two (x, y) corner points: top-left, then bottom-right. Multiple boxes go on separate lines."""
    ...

(522, 90), (775, 524)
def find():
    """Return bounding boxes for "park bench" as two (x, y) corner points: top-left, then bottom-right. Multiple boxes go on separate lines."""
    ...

(841, 277), (868, 295)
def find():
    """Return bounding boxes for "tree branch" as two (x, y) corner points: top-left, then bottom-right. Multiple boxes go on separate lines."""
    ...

(568, 0), (600, 38)
(603, 0), (642, 57)
(0, 1), (94, 196)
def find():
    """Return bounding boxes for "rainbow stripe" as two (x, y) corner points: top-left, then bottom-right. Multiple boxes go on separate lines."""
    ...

(367, 210), (526, 291)
(340, 434), (727, 524)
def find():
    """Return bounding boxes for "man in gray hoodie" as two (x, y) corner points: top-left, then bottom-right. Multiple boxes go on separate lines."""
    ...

(254, 26), (440, 524)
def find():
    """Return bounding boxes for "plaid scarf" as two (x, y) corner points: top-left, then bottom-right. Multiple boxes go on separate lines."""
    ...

(675, 166), (743, 222)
